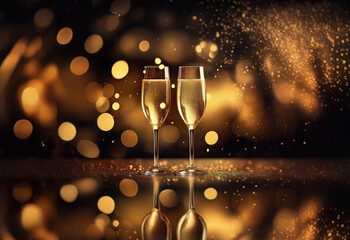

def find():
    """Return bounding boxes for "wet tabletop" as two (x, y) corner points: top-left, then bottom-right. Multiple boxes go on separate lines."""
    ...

(0, 158), (349, 240)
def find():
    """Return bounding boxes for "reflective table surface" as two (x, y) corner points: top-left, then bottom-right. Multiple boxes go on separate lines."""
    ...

(0, 158), (349, 240)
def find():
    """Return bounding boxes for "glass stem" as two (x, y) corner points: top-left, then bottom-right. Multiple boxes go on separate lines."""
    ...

(153, 126), (159, 168)
(153, 176), (160, 209)
(189, 175), (195, 210)
(188, 127), (195, 168)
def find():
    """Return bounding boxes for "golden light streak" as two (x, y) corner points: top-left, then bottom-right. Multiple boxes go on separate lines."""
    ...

(24, 36), (42, 58)
(0, 38), (27, 123)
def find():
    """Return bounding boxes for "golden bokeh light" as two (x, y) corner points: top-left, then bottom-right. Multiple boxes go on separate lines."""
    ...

(34, 8), (54, 28)
(95, 97), (110, 113)
(210, 43), (218, 52)
(97, 113), (114, 131)
(119, 34), (137, 54)
(95, 214), (110, 231)
(161, 125), (180, 143)
(97, 196), (115, 214)
(204, 187), (218, 200)
(85, 82), (103, 103)
(77, 140), (100, 158)
(70, 56), (89, 76)
(84, 34), (103, 54)
(21, 204), (43, 231)
(159, 31), (190, 64)
(112, 220), (120, 227)
(22, 86), (39, 108)
(159, 189), (178, 208)
(85, 224), (103, 239)
(13, 119), (33, 139)
(110, 0), (131, 17)
(195, 45), (202, 53)
(105, 15), (119, 31)
(139, 40), (150, 52)
(195, 40), (218, 61)
(159, 102), (166, 109)
(119, 179), (138, 197)
(159, 64), (165, 70)
(58, 122), (77, 141)
(56, 27), (73, 45)
(60, 184), (78, 203)
(120, 130), (138, 148)
(154, 57), (161, 64)
(112, 102), (120, 111)
(103, 83), (115, 98)
(12, 183), (32, 203)
(111, 60), (129, 79)
(205, 131), (219, 145)
(73, 177), (99, 196)
(114, 93), (120, 99)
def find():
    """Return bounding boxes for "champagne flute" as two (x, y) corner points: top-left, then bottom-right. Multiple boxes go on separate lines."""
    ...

(141, 176), (172, 240)
(176, 66), (206, 175)
(177, 176), (207, 240)
(141, 66), (171, 175)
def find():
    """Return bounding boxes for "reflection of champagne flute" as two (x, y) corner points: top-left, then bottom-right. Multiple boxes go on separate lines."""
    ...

(177, 66), (206, 175)
(141, 66), (171, 175)
(141, 176), (172, 240)
(177, 176), (207, 240)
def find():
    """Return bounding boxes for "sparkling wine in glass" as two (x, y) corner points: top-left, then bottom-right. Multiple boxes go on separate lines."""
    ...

(141, 176), (172, 240)
(177, 176), (207, 240)
(141, 66), (171, 175)
(177, 66), (206, 175)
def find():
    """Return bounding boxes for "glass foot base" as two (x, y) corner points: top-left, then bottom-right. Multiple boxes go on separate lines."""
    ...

(176, 167), (206, 175)
(141, 167), (168, 175)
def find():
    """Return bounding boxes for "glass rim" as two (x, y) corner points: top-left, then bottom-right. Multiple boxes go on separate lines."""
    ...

(144, 65), (169, 68)
(178, 66), (204, 68)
